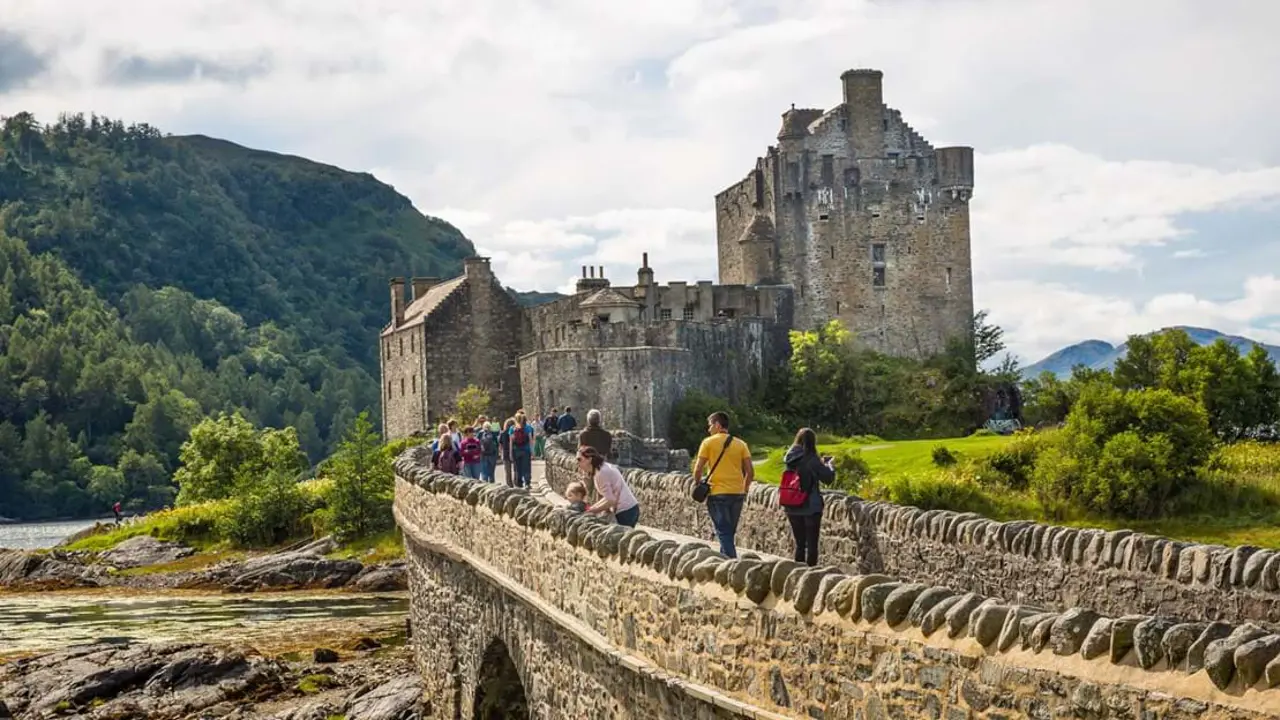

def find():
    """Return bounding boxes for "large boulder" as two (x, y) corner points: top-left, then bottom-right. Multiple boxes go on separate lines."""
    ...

(0, 641), (284, 718)
(352, 562), (408, 592)
(0, 549), (99, 590)
(224, 551), (363, 593)
(98, 536), (196, 569)
(346, 675), (425, 720)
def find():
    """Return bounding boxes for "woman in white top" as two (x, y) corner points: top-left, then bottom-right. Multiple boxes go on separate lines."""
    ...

(575, 446), (641, 528)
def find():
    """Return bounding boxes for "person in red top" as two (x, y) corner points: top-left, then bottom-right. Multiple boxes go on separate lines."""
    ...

(112, 501), (122, 525)
(459, 426), (484, 480)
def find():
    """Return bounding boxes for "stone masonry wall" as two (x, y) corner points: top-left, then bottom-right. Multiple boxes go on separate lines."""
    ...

(396, 453), (1280, 719)
(544, 434), (1280, 628)
(380, 323), (428, 440)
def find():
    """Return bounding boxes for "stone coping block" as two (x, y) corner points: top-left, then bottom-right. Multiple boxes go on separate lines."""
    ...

(395, 449), (1280, 698)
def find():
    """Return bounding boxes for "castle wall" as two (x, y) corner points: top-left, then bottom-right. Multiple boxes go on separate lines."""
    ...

(714, 172), (760, 285)
(380, 323), (428, 440)
(520, 347), (691, 438)
(521, 317), (786, 440)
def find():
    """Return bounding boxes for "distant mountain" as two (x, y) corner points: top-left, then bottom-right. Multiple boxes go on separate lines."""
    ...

(508, 288), (565, 307)
(1023, 326), (1280, 379)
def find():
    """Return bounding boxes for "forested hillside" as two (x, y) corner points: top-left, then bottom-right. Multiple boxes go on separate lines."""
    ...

(0, 113), (475, 520)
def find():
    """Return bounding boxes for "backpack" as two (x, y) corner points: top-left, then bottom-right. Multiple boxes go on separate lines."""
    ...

(460, 437), (482, 464)
(511, 425), (529, 448)
(778, 468), (809, 508)
(479, 430), (498, 456)
(436, 449), (461, 475)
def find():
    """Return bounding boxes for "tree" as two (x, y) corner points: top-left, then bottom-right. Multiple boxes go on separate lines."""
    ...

(972, 310), (1005, 367)
(173, 413), (262, 505)
(453, 384), (492, 423)
(327, 411), (394, 542)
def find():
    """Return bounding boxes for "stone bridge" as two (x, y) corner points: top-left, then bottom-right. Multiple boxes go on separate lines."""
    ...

(393, 433), (1280, 719)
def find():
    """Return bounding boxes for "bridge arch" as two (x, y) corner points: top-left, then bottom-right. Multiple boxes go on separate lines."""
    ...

(474, 637), (529, 720)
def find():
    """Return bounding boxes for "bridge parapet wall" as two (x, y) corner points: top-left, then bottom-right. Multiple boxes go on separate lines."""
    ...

(545, 433), (1280, 628)
(395, 449), (1280, 719)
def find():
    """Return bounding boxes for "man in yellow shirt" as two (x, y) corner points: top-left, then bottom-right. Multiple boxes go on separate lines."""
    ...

(692, 411), (753, 558)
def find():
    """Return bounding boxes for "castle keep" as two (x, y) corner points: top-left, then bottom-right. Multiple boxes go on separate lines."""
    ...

(382, 68), (975, 440)
(716, 69), (974, 359)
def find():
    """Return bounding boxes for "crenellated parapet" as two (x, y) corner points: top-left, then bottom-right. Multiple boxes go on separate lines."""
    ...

(395, 447), (1280, 717)
(544, 433), (1280, 629)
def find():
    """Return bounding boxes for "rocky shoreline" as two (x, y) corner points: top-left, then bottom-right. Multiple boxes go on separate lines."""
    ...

(0, 536), (406, 594)
(0, 635), (424, 719)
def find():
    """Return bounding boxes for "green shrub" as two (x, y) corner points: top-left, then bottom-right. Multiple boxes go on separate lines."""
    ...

(931, 445), (958, 467)
(1031, 385), (1214, 519)
(864, 472), (994, 515)
(974, 432), (1043, 491)
(827, 447), (872, 494)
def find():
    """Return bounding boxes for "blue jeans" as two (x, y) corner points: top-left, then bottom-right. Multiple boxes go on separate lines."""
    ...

(462, 462), (481, 480)
(706, 494), (745, 558)
(514, 452), (532, 488)
(481, 456), (498, 482)
(614, 505), (640, 528)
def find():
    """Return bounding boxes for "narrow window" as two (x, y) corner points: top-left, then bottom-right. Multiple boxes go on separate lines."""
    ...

(410, 334), (415, 353)
(400, 377), (405, 396)
(873, 267), (886, 287)
(882, 118), (889, 130)
(872, 243), (886, 263)
(412, 375), (417, 393)
(399, 336), (404, 355)
(945, 267), (952, 292)
(836, 301), (841, 313)
(830, 246), (835, 260)
(683, 306), (695, 321)
(660, 308), (672, 320)
(386, 380), (391, 398)
(821, 155), (834, 186)
(819, 213), (829, 221)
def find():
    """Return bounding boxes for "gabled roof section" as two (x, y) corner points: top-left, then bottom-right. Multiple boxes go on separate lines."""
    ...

(580, 287), (641, 309)
(403, 275), (467, 322)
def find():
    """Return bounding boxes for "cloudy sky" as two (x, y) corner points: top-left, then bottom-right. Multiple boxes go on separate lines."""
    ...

(3, 0), (1279, 362)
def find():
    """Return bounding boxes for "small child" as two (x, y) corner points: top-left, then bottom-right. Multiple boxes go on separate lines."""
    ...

(565, 481), (588, 513)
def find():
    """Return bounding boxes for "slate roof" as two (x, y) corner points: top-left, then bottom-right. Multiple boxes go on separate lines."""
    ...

(402, 275), (467, 322)
(579, 287), (641, 309)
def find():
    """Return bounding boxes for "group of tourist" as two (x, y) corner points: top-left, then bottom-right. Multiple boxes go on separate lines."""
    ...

(427, 406), (592, 489)
(429, 412), (536, 487)
(564, 410), (835, 566)
(428, 404), (836, 567)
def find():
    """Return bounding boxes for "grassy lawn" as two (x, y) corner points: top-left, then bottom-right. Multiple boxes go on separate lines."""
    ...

(751, 433), (1015, 484)
(741, 431), (1280, 550)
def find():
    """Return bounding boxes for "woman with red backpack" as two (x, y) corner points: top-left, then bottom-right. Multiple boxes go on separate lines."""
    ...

(779, 427), (835, 566)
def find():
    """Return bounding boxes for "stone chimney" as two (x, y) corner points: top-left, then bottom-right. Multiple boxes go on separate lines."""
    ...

(463, 257), (492, 281)
(411, 277), (440, 300)
(575, 264), (610, 294)
(637, 252), (654, 287)
(389, 277), (406, 326)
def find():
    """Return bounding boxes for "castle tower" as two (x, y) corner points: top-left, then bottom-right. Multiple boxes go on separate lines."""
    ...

(713, 68), (975, 361)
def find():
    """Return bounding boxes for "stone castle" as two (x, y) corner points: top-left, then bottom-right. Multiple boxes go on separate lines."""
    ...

(716, 68), (974, 357)
(381, 69), (974, 440)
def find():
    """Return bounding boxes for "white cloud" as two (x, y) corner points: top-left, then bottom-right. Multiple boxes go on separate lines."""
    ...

(5, 0), (1280, 361)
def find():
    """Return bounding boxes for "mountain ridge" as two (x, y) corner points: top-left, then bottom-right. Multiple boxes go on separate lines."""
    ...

(1023, 326), (1280, 378)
